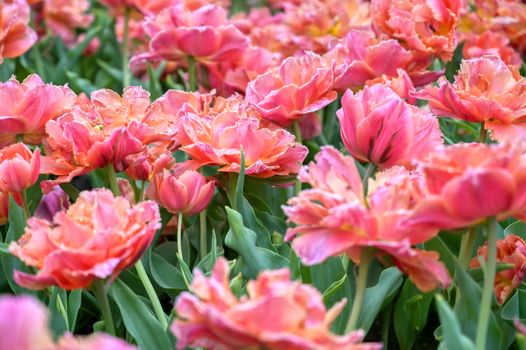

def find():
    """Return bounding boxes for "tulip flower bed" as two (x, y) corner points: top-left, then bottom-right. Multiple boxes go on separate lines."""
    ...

(2, 0), (526, 349)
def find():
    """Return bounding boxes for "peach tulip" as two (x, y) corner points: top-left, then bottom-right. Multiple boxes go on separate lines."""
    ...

(470, 234), (526, 304)
(337, 84), (442, 169)
(176, 98), (308, 178)
(371, 0), (462, 61)
(365, 69), (417, 104)
(283, 147), (451, 291)
(10, 189), (160, 290)
(462, 30), (522, 67)
(413, 56), (526, 143)
(0, 143), (40, 193)
(136, 4), (248, 66)
(172, 258), (382, 350)
(43, 0), (93, 46)
(0, 0), (37, 63)
(406, 143), (526, 230)
(0, 295), (54, 350)
(246, 51), (337, 127)
(147, 169), (214, 216)
(0, 74), (76, 147)
(326, 29), (441, 91)
(56, 334), (136, 350)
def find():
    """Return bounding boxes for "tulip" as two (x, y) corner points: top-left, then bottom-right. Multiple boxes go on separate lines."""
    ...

(172, 258), (382, 350)
(147, 169), (214, 216)
(0, 143), (40, 193)
(10, 189), (160, 290)
(34, 186), (69, 221)
(413, 56), (526, 143)
(337, 84), (442, 169)
(0, 0), (37, 63)
(470, 234), (526, 304)
(43, 0), (94, 46)
(462, 30), (522, 67)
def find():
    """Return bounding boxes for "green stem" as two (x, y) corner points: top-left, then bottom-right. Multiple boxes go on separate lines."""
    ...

(346, 249), (373, 332)
(229, 172), (239, 211)
(187, 56), (197, 91)
(479, 123), (488, 143)
(138, 181), (146, 202)
(362, 163), (377, 198)
(60, 183), (79, 202)
(458, 229), (477, 269)
(21, 190), (30, 219)
(122, 6), (131, 88)
(105, 165), (121, 197)
(199, 210), (207, 259)
(92, 280), (116, 336)
(475, 217), (498, 350)
(135, 260), (168, 330)
(292, 121), (303, 195)
(177, 212), (184, 260)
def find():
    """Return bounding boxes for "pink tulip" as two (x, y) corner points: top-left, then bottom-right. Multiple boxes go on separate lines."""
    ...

(43, 0), (94, 46)
(284, 146), (451, 291)
(371, 0), (461, 61)
(0, 74), (76, 147)
(172, 258), (382, 350)
(10, 189), (160, 290)
(0, 143), (40, 193)
(176, 96), (308, 178)
(0, 295), (54, 350)
(147, 169), (215, 216)
(246, 51), (337, 127)
(470, 234), (526, 304)
(462, 30), (522, 67)
(326, 29), (441, 91)
(337, 84), (442, 169)
(56, 333), (136, 350)
(406, 143), (526, 230)
(365, 69), (417, 104)
(413, 56), (526, 143)
(0, 0), (37, 63)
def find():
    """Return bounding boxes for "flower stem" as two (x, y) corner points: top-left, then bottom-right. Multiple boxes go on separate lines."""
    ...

(475, 217), (498, 350)
(105, 165), (121, 197)
(92, 279), (116, 336)
(479, 123), (488, 143)
(458, 228), (476, 269)
(346, 249), (373, 332)
(135, 260), (168, 330)
(21, 189), (30, 219)
(122, 6), (131, 88)
(362, 163), (377, 197)
(292, 121), (303, 195)
(187, 56), (197, 91)
(199, 210), (207, 259)
(177, 212), (184, 260)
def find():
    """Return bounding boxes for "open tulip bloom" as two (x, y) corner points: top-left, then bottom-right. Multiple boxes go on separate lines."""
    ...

(2, 1), (526, 350)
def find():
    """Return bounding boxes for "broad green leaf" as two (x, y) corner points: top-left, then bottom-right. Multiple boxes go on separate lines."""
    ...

(322, 273), (352, 334)
(435, 294), (475, 350)
(504, 220), (526, 240)
(67, 290), (82, 332)
(394, 279), (434, 350)
(149, 252), (187, 290)
(176, 253), (193, 288)
(502, 290), (526, 321)
(111, 279), (172, 350)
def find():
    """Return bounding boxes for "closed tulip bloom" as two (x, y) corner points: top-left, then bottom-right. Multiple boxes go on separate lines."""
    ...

(246, 51), (337, 127)
(147, 169), (214, 216)
(172, 258), (382, 350)
(470, 234), (526, 304)
(284, 147), (450, 291)
(337, 84), (442, 169)
(0, 295), (54, 350)
(9, 189), (160, 290)
(0, 143), (40, 193)
(371, 0), (462, 61)
(413, 56), (526, 142)
(0, 0), (37, 63)
(34, 186), (69, 221)
(0, 74), (76, 147)
(406, 143), (526, 230)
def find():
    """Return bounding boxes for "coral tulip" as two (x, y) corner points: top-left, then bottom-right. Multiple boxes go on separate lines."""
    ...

(470, 234), (526, 304)
(10, 189), (160, 290)
(413, 56), (526, 143)
(0, 0), (37, 63)
(283, 146), (450, 291)
(0, 143), (40, 193)
(172, 258), (382, 350)
(462, 30), (522, 67)
(147, 169), (215, 216)
(337, 84), (442, 169)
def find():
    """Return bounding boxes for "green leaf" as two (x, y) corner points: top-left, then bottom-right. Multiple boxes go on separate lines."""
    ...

(504, 220), (526, 240)
(322, 273), (352, 334)
(225, 207), (287, 278)
(111, 279), (172, 350)
(176, 253), (193, 288)
(394, 279), (434, 350)
(502, 290), (526, 321)
(67, 290), (82, 332)
(444, 43), (464, 83)
(357, 267), (403, 332)
(149, 252), (187, 290)
(435, 294), (475, 350)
